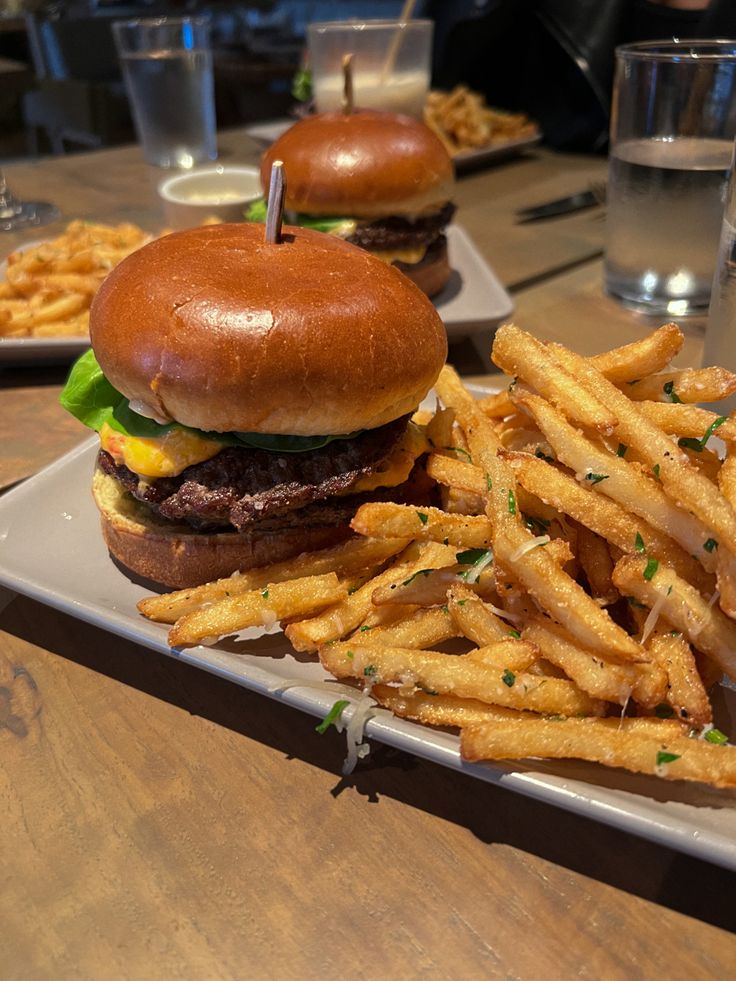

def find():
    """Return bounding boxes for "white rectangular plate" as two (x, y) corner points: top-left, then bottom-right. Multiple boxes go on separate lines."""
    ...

(1, 396), (735, 870)
(438, 225), (513, 340)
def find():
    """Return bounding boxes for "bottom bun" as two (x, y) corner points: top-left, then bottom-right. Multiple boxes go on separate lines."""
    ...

(390, 236), (451, 298)
(93, 468), (350, 589)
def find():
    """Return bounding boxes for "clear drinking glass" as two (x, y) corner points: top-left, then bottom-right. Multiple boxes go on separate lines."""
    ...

(0, 169), (59, 232)
(703, 138), (736, 413)
(113, 16), (217, 169)
(307, 19), (433, 118)
(605, 40), (736, 316)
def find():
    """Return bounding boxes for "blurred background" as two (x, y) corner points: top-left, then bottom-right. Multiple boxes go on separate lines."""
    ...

(0, 1), (409, 159)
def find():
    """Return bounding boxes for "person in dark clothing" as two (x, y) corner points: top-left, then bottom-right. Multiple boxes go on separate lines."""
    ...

(427, 0), (736, 152)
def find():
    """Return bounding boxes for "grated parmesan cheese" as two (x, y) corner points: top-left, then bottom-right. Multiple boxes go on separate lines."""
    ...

(509, 535), (550, 563)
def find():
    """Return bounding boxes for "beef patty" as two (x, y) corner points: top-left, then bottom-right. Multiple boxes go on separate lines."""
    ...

(97, 415), (413, 532)
(347, 202), (455, 252)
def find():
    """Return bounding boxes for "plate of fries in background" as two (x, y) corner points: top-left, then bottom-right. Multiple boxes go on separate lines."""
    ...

(2, 324), (736, 869)
(0, 220), (152, 363)
(424, 86), (541, 172)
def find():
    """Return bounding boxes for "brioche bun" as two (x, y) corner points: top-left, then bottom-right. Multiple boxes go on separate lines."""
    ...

(90, 223), (447, 436)
(93, 468), (350, 589)
(261, 110), (455, 218)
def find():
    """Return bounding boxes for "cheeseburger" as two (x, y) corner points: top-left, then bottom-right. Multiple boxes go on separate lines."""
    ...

(60, 223), (447, 588)
(249, 109), (456, 298)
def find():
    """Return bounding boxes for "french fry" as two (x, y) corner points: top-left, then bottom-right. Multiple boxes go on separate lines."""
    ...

(636, 401), (736, 443)
(513, 390), (719, 574)
(461, 717), (736, 787)
(320, 642), (605, 716)
(447, 582), (518, 644)
(646, 628), (712, 728)
(588, 322), (683, 384)
(168, 573), (347, 647)
(371, 685), (530, 727)
(351, 502), (492, 548)
(502, 448), (712, 590)
(285, 542), (457, 652)
(138, 536), (409, 623)
(623, 367), (736, 404)
(352, 607), (457, 648)
(492, 324), (618, 435)
(611, 555), (736, 680)
(576, 525), (617, 605)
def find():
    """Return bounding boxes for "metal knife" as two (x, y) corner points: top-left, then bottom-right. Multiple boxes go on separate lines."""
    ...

(515, 189), (600, 223)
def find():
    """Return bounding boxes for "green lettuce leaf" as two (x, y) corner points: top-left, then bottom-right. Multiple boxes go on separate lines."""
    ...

(245, 197), (354, 236)
(59, 351), (363, 452)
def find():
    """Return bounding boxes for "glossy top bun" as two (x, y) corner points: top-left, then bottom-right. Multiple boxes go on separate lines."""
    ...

(90, 223), (447, 436)
(261, 110), (455, 218)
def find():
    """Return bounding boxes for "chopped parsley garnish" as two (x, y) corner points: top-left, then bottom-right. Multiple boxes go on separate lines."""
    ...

(655, 703), (674, 718)
(359, 625), (372, 633)
(634, 532), (646, 553)
(261, 588), (269, 599)
(678, 415), (727, 453)
(585, 472), (609, 484)
(508, 629), (521, 639)
(446, 446), (472, 462)
(617, 443), (628, 458)
(486, 474), (493, 491)
(656, 750), (680, 765)
(703, 538), (718, 553)
(524, 514), (551, 535)
(669, 629), (681, 637)
(315, 699), (349, 735)
(416, 511), (429, 525)
(643, 558), (659, 581)
(502, 669), (515, 687)
(652, 464), (661, 480)
(704, 728), (728, 745)
(364, 664), (377, 677)
(663, 380), (682, 404)
(346, 650), (354, 659)
(456, 548), (490, 565)
(507, 489), (517, 515)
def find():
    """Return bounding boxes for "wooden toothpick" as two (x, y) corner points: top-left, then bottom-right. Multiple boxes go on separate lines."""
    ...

(341, 53), (354, 115)
(264, 160), (286, 244)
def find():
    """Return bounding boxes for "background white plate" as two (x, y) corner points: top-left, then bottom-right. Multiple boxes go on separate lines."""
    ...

(0, 389), (735, 871)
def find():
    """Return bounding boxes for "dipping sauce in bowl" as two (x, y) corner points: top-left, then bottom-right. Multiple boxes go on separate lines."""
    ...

(158, 166), (262, 228)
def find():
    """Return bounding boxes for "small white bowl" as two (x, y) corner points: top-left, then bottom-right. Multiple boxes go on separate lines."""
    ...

(158, 165), (262, 229)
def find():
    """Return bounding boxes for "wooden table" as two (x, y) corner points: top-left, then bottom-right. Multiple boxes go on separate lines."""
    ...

(2, 134), (734, 978)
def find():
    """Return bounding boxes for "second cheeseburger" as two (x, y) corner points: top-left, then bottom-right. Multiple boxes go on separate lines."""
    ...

(60, 222), (447, 588)
(255, 109), (456, 298)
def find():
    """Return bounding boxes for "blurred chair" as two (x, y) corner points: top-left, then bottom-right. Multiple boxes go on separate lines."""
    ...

(22, 12), (135, 154)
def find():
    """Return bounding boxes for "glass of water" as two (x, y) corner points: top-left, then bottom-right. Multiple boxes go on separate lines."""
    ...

(113, 16), (217, 169)
(703, 139), (736, 413)
(605, 40), (736, 317)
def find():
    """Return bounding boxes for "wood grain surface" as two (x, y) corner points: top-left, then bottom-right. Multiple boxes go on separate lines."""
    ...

(1, 135), (734, 979)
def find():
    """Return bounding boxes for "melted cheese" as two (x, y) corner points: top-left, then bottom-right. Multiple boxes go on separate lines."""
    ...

(99, 422), (222, 478)
(348, 422), (429, 494)
(99, 419), (428, 485)
(370, 244), (429, 266)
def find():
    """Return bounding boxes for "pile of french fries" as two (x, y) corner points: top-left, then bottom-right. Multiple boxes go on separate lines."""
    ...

(139, 323), (736, 788)
(0, 220), (151, 338)
(424, 86), (538, 157)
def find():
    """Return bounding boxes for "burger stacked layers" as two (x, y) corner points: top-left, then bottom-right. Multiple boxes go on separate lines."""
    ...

(253, 109), (456, 298)
(60, 223), (448, 588)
